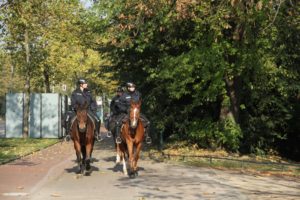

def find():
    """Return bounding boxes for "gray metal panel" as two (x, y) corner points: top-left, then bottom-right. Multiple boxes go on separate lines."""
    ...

(5, 93), (24, 138)
(60, 95), (67, 137)
(29, 93), (41, 138)
(41, 93), (59, 138)
(58, 94), (62, 138)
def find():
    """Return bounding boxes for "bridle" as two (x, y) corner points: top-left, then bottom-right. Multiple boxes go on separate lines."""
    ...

(76, 110), (88, 133)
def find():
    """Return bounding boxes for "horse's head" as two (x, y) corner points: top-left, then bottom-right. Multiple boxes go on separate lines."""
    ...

(75, 102), (88, 133)
(129, 100), (141, 129)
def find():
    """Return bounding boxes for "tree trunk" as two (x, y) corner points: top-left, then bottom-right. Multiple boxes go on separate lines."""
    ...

(23, 28), (30, 138)
(43, 67), (51, 93)
(220, 74), (241, 124)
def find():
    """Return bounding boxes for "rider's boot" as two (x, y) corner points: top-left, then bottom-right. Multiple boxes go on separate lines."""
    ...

(104, 116), (112, 137)
(106, 121), (112, 138)
(64, 118), (71, 142)
(95, 120), (102, 142)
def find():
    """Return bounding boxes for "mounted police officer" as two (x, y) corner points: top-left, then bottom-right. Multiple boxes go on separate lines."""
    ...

(110, 86), (124, 118)
(106, 86), (124, 137)
(64, 78), (101, 141)
(114, 82), (151, 144)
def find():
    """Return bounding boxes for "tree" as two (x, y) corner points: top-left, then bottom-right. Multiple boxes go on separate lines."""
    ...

(0, 0), (116, 137)
(93, 0), (300, 157)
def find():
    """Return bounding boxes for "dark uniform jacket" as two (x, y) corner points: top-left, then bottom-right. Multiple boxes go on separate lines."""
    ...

(71, 88), (97, 112)
(110, 95), (122, 115)
(117, 91), (141, 114)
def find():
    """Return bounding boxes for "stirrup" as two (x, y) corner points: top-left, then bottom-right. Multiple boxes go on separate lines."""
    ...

(106, 131), (112, 138)
(64, 135), (71, 142)
(95, 133), (103, 142)
(145, 136), (152, 144)
(116, 137), (122, 144)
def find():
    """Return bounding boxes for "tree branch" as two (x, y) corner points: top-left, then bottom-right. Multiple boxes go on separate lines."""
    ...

(262, 0), (283, 32)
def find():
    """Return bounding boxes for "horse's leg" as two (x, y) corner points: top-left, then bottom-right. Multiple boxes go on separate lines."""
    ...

(116, 142), (121, 164)
(112, 129), (119, 163)
(91, 134), (95, 163)
(133, 142), (142, 175)
(114, 127), (122, 164)
(121, 147), (128, 176)
(74, 141), (83, 174)
(126, 141), (135, 177)
(81, 145), (86, 174)
(85, 141), (93, 172)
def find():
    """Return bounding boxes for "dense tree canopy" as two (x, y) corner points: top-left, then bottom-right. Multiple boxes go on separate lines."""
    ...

(91, 0), (300, 160)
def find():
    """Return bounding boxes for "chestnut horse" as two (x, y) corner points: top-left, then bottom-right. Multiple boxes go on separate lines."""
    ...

(117, 100), (145, 178)
(71, 103), (95, 175)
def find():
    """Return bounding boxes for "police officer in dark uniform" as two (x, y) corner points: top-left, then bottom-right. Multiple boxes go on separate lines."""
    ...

(64, 78), (101, 141)
(106, 86), (124, 137)
(114, 82), (151, 144)
(110, 86), (124, 117)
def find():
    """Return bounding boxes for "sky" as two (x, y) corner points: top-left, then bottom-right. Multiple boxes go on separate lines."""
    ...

(80, 0), (93, 9)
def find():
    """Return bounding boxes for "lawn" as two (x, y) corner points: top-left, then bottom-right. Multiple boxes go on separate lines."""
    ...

(0, 138), (59, 164)
(145, 141), (300, 178)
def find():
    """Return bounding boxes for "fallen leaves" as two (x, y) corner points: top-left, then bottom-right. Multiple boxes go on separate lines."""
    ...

(51, 193), (61, 197)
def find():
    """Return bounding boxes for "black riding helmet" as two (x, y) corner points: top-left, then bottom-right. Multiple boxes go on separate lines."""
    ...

(126, 82), (136, 88)
(117, 86), (124, 93)
(77, 78), (87, 85)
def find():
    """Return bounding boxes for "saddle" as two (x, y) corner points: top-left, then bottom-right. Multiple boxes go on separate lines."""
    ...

(69, 114), (96, 131)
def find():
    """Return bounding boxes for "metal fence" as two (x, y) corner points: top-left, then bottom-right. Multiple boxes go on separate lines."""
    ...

(5, 93), (67, 138)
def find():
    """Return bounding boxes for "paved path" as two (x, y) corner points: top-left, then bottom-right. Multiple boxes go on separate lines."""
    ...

(0, 131), (299, 200)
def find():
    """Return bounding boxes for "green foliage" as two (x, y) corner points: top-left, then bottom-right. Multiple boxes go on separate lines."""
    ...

(92, 0), (300, 159)
(0, 0), (117, 95)
(188, 118), (241, 152)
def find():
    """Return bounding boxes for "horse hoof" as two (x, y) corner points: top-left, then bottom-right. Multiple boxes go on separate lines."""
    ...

(79, 164), (85, 174)
(85, 169), (92, 176)
(129, 171), (137, 178)
(86, 164), (91, 172)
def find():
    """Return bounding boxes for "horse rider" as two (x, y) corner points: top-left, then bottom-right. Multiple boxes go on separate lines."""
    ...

(64, 78), (101, 141)
(114, 82), (151, 144)
(107, 86), (124, 133)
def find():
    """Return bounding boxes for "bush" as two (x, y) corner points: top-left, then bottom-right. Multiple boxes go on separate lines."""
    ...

(187, 118), (242, 152)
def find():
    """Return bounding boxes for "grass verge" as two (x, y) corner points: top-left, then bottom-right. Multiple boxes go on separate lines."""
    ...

(144, 141), (300, 178)
(0, 138), (59, 164)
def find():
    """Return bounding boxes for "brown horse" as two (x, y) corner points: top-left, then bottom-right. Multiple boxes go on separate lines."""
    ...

(117, 100), (145, 178)
(70, 103), (95, 175)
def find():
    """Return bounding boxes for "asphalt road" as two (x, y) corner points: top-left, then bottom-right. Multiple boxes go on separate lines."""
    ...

(23, 136), (300, 200)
